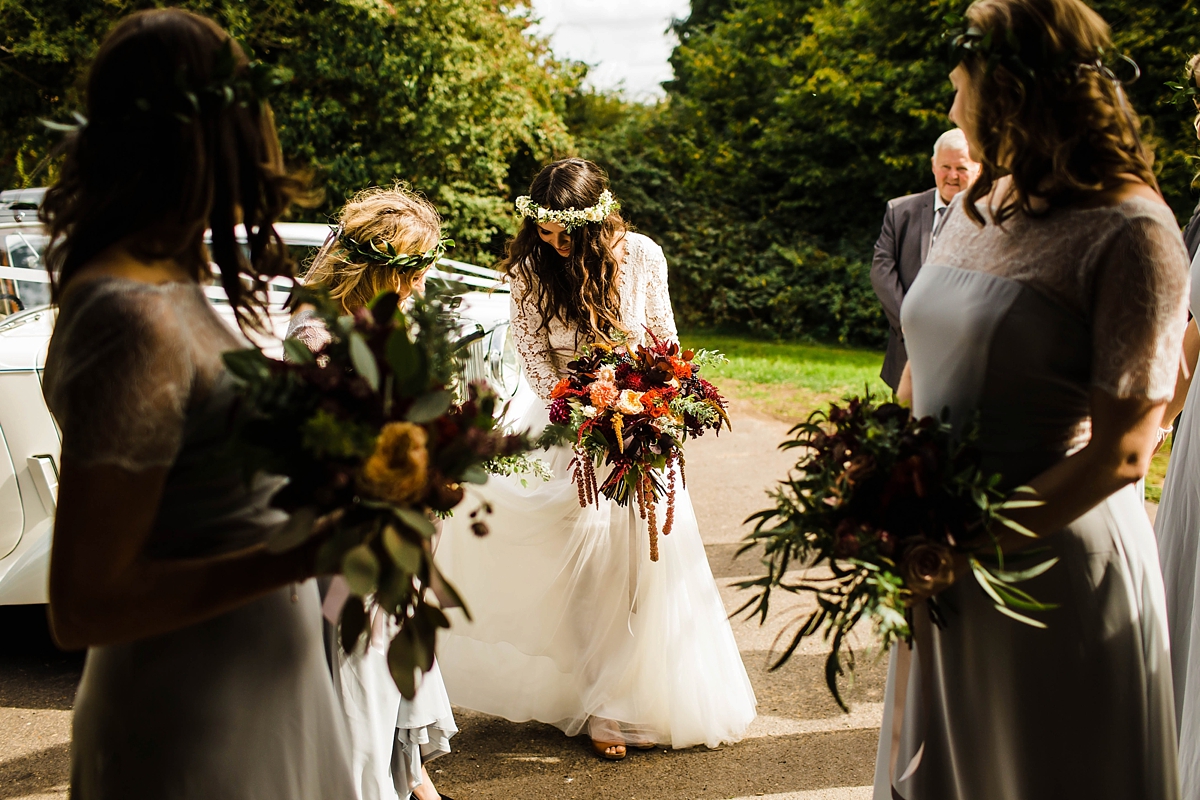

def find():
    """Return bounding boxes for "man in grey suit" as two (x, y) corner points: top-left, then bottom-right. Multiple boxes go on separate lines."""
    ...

(871, 128), (980, 390)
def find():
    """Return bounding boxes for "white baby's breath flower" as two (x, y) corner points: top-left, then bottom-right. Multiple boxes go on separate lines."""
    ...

(514, 190), (620, 232)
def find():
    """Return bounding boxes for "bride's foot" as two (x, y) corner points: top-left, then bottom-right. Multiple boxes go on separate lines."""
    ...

(590, 739), (627, 760)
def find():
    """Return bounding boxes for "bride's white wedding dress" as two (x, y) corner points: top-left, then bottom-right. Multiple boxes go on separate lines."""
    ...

(436, 232), (757, 747)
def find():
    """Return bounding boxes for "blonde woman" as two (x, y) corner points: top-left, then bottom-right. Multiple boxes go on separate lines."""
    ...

(288, 186), (456, 800)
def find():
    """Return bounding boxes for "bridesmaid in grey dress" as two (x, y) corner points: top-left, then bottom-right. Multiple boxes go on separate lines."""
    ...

(874, 1), (1188, 798)
(39, 10), (354, 799)
(1151, 55), (1200, 800)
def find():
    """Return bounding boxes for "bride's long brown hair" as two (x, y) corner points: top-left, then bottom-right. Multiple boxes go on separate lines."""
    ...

(500, 159), (627, 343)
(956, 0), (1158, 226)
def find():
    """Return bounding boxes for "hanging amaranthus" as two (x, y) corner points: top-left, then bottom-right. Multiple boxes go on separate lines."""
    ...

(538, 332), (731, 564)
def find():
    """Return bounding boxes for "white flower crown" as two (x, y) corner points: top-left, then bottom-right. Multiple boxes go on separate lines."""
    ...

(515, 190), (620, 232)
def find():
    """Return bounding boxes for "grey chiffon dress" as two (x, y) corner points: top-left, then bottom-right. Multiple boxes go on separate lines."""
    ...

(43, 278), (356, 800)
(872, 196), (1188, 799)
(1155, 249), (1200, 797)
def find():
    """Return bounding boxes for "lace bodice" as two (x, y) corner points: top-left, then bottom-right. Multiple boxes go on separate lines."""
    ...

(509, 232), (679, 399)
(43, 278), (286, 556)
(927, 195), (1190, 402)
(44, 279), (228, 470)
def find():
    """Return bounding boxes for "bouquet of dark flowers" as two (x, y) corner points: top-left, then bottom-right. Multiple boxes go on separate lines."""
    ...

(223, 286), (530, 698)
(539, 332), (730, 561)
(738, 393), (1054, 710)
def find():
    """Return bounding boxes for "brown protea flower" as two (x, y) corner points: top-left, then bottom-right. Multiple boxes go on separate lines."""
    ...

(358, 422), (429, 505)
(900, 542), (955, 600)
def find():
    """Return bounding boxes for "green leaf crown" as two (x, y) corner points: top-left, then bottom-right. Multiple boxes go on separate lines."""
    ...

(336, 228), (454, 274)
(945, 19), (1138, 90)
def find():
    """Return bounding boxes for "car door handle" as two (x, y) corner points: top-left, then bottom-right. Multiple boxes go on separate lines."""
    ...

(27, 454), (58, 514)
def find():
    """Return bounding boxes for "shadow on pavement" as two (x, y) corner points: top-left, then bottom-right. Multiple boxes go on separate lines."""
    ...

(436, 712), (878, 800)
(0, 605), (83, 711)
(0, 741), (70, 799)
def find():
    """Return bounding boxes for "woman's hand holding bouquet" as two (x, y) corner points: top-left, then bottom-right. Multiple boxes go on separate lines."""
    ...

(223, 287), (530, 698)
(740, 394), (1054, 710)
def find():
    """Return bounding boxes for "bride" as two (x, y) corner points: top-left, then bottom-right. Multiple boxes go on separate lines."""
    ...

(437, 158), (756, 760)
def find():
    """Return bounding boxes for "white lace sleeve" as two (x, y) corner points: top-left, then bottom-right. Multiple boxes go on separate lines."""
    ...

(285, 308), (331, 356)
(43, 281), (195, 471)
(640, 237), (679, 344)
(508, 268), (561, 400)
(1090, 212), (1190, 402)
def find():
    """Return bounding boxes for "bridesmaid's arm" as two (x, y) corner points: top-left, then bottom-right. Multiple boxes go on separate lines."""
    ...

(896, 363), (912, 405)
(1162, 317), (1200, 428)
(990, 389), (1164, 552)
(49, 461), (314, 650)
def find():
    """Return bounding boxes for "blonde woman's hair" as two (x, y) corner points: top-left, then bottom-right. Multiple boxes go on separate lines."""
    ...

(305, 186), (442, 313)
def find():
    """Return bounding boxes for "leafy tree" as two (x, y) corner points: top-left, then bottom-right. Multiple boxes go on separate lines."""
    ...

(0, 0), (576, 263)
(573, 0), (1200, 346)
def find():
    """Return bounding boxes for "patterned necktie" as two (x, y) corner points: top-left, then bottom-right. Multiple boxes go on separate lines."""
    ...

(931, 205), (948, 244)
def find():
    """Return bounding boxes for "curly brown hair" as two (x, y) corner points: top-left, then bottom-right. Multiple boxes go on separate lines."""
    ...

(40, 8), (302, 330)
(956, 0), (1157, 226)
(500, 158), (627, 344)
(303, 186), (442, 314)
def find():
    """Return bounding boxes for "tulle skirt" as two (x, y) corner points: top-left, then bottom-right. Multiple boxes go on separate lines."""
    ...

(324, 585), (457, 800)
(436, 399), (756, 748)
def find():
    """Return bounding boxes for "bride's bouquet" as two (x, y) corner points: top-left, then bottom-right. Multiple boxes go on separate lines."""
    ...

(540, 332), (730, 561)
(223, 287), (530, 698)
(739, 393), (1055, 710)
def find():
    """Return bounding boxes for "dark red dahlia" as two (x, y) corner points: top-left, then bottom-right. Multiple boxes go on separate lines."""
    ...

(549, 397), (571, 424)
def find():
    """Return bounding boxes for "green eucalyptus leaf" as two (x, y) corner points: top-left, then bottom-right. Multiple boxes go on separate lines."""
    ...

(349, 332), (381, 391)
(386, 327), (423, 391)
(342, 544), (380, 596)
(460, 464), (489, 485)
(283, 337), (316, 364)
(394, 507), (438, 539)
(406, 390), (453, 423)
(383, 525), (424, 573)
(429, 564), (468, 616)
(387, 636), (419, 700)
(340, 597), (367, 654)
(222, 348), (272, 383)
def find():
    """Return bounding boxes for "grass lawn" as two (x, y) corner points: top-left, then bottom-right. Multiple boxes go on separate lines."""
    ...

(680, 330), (890, 423)
(682, 329), (1172, 504)
(1147, 438), (1171, 504)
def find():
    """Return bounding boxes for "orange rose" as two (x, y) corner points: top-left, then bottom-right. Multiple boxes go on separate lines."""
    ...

(589, 380), (620, 410)
(551, 379), (573, 399)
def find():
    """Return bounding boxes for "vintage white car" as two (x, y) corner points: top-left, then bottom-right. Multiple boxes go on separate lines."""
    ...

(0, 221), (519, 605)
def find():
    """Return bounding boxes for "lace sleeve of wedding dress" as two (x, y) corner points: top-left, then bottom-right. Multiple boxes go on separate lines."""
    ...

(44, 281), (195, 471)
(286, 308), (332, 355)
(508, 267), (561, 399)
(639, 236), (680, 344)
(1090, 210), (1190, 402)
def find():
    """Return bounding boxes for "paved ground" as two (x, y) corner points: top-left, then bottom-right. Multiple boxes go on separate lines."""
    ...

(432, 401), (885, 799)
(0, 399), (1167, 799)
(0, 399), (884, 799)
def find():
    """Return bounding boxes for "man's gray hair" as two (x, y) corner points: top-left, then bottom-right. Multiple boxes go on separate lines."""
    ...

(932, 128), (970, 158)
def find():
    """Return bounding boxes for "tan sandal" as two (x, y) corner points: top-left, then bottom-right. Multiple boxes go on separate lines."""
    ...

(591, 739), (627, 760)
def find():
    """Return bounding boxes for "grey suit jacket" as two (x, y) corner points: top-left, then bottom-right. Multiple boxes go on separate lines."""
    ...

(870, 187), (937, 390)
(1184, 199), (1200, 261)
